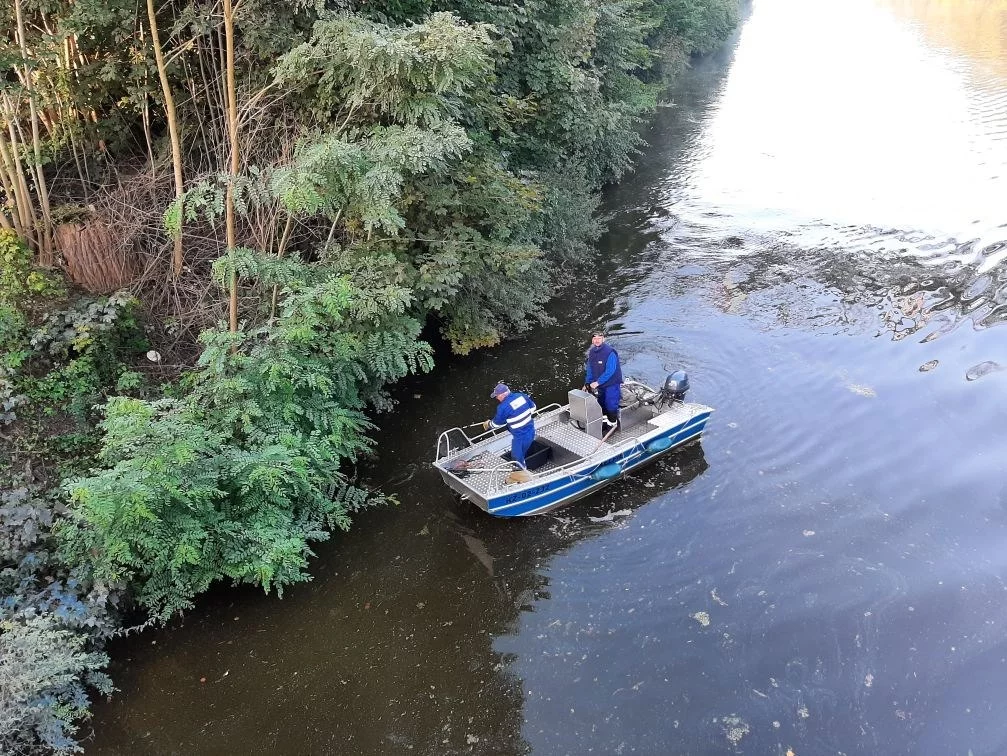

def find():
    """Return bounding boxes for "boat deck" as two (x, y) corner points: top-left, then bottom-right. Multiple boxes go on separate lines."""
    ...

(441, 402), (701, 497)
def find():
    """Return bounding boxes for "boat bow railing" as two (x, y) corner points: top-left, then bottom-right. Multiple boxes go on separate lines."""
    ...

(481, 432), (655, 492)
(434, 403), (563, 463)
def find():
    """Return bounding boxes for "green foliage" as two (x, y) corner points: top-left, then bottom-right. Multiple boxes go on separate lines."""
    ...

(114, 371), (143, 393)
(0, 250), (144, 435)
(0, 616), (112, 756)
(0, 484), (118, 636)
(22, 292), (146, 424)
(272, 123), (471, 232)
(1, 481), (117, 756)
(61, 253), (432, 620)
(174, 172), (273, 232)
(30, 292), (139, 362)
(653, 0), (741, 55)
(0, 303), (30, 428)
(0, 231), (62, 308)
(355, 0), (738, 186)
(274, 12), (496, 126)
(0, 305), (30, 374)
(271, 10), (564, 350)
(390, 150), (554, 352)
(24, 357), (104, 424)
(0, 368), (23, 428)
(58, 398), (229, 617)
(163, 196), (183, 240)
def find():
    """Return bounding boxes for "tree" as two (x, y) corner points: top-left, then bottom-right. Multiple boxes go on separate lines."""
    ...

(145, 0), (185, 277)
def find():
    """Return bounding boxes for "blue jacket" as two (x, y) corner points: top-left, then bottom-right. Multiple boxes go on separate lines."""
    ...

(489, 391), (536, 437)
(585, 343), (623, 389)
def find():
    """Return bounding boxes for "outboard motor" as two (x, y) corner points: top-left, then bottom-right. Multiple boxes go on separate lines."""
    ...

(661, 370), (689, 403)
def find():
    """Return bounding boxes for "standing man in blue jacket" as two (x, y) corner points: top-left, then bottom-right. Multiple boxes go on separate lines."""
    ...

(482, 383), (536, 483)
(584, 330), (623, 431)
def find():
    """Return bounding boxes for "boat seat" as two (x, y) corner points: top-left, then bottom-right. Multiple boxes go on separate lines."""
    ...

(537, 417), (605, 458)
(566, 388), (605, 439)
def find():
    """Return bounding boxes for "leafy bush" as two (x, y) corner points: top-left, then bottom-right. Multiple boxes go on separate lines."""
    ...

(0, 231), (63, 308)
(1, 367), (24, 428)
(1, 483), (117, 756)
(19, 292), (146, 425)
(0, 616), (112, 756)
(656, 0), (741, 55)
(30, 292), (141, 363)
(0, 304), (31, 374)
(60, 257), (432, 620)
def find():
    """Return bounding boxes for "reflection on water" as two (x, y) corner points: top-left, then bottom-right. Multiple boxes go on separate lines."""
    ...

(685, 0), (1007, 242)
(90, 1), (1007, 754)
(880, 0), (1007, 76)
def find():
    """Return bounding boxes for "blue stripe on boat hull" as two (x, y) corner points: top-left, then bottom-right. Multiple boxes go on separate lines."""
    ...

(482, 412), (710, 517)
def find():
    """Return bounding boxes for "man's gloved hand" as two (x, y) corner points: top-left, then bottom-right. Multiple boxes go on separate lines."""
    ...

(481, 420), (491, 431)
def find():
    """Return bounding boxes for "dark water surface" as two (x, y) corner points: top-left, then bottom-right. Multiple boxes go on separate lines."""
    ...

(89, 0), (1007, 753)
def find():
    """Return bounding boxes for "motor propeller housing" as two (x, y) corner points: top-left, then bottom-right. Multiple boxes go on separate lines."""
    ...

(661, 370), (690, 402)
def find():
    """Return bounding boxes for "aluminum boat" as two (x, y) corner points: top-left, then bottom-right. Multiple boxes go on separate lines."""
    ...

(433, 374), (713, 517)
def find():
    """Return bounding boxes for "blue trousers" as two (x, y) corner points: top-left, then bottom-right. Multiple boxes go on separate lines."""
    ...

(510, 430), (535, 469)
(597, 385), (621, 422)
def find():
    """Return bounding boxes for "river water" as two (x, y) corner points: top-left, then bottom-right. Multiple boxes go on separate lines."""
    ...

(89, 0), (1007, 753)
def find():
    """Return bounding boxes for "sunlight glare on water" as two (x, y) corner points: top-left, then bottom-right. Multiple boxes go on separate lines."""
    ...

(683, 0), (1007, 245)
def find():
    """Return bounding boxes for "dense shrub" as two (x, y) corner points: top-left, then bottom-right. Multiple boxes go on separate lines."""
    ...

(1, 483), (116, 756)
(0, 615), (112, 755)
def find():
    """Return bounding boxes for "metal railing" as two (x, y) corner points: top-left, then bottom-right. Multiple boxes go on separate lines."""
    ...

(437, 417), (676, 493)
(434, 403), (563, 462)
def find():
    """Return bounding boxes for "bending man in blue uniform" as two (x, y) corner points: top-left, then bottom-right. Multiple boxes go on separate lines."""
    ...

(482, 383), (536, 484)
(584, 330), (623, 431)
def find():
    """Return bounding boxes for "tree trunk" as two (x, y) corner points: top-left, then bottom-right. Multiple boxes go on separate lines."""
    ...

(13, 0), (53, 265)
(146, 0), (185, 277)
(56, 220), (137, 294)
(0, 131), (28, 239)
(223, 0), (239, 334)
(1, 110), (40, 250)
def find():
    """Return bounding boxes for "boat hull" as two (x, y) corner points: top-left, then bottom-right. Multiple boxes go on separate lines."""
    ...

(437, 407), (711, 517)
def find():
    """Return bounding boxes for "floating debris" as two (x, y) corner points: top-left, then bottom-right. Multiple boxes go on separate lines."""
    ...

(918, 360), (938, 372)
(691, 611), (711, 627)
(721, 716), (750, 746)
(966, 360), (1004, 381)
(847, 383), (876, 397)
(803, 530), (815, 537)
(589, 509), (632, 523)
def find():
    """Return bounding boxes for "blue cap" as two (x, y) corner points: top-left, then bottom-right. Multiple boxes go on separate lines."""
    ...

(490, 383), (509, 398)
